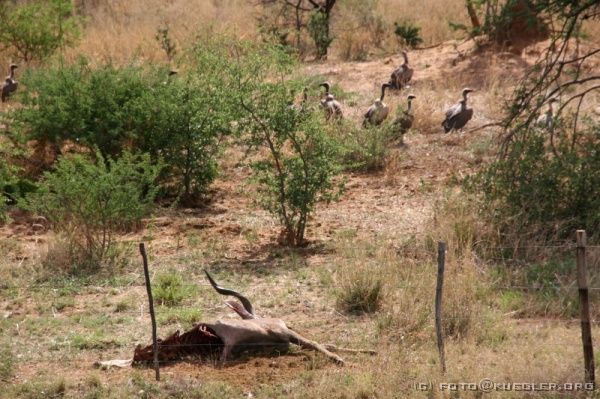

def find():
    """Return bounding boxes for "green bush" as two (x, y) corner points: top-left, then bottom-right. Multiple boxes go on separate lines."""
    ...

(15, 51), (237, 201)
(0, 0), (81, 62)
(153, 270), (196, 306)
(16, 59), (163, 156)
(0, 135), (34, 224)
(393, 21), (423, 49)
(132, 40), (239, 202)
(340, 123), (393, 172)
(21, 151), (161, 269)
(472, 122), (600, 240)
(0, 144), (18, 223)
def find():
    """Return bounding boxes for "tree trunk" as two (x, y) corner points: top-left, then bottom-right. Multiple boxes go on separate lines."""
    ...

(465, 0), (481, 31)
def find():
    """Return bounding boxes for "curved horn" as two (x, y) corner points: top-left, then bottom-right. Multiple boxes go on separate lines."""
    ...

(204, 270), (254, 316)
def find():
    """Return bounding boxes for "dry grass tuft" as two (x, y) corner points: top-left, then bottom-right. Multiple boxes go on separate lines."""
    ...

(378, 0), (468, 47)
(333, 196), (491, 344)
(68, 0), (258, 64)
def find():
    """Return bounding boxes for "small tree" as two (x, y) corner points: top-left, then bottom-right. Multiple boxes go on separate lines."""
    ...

(452, 0), (547, 44)
(307, 9), (333, 59)
(257, 0), (337, 60)
(0, 0), (81, 63)
(155, 23), (177, 62)
(232, 43), (343, 245)
(21, 151), (162, 269)
(132, 39), (239, 202)
(472, 1), (600, 241)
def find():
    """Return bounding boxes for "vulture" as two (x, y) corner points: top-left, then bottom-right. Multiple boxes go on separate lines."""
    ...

(536, 98), (558, 129)
(390, 51), (413, 90)
(319, 82), (343, 120)
(392, 94), (417, 136)
(442, 88), (475, 133)
(290, 87), (309, 112)
(1, 64), (18, 103)
(363, 83), (392, 127)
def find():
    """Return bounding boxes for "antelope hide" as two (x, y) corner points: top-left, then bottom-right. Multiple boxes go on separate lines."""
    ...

(132, 272), (344, 365)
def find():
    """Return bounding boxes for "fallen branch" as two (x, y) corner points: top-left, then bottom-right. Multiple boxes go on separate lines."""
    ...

(465, 122), (503, 134)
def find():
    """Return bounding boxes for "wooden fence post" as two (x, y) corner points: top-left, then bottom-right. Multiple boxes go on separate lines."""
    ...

(140, 242), (160, 381)
(576, 230), (595, 385)
(435, 241), (447, 374)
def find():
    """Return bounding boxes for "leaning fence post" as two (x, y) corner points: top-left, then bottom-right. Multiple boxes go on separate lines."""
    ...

(140, 242), (160, 381)
(435, 241), (447, 374)
(576, 230), (595, 386)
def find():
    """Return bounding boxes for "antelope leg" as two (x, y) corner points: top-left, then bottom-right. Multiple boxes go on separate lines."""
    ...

(323, 344), (377, 355)
(286, 329), (345, 365)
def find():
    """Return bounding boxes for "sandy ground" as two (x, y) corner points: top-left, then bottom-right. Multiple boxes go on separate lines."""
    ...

(2, 39), (600, 397)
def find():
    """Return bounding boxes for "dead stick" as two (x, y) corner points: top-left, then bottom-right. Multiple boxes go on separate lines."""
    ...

(464, 122), (502, 134)
(140, 243), (160, 381)
(576, 230), (595, 385)
(435, 241), (447, 374)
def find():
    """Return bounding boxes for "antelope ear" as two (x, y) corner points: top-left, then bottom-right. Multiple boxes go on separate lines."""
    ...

(225, 300), (255, 320)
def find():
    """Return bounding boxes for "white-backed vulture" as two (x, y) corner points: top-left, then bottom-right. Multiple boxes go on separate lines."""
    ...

(536, 98), (558, 129)
(392, 94), (417, 136)
(390, 51), (413, 90)
(442, 88), (475, 133)
(1, 64), (18, 102)
(319, 82), (343, 120)
(363, 83), (392, 127)
(290, 87), (309, 112)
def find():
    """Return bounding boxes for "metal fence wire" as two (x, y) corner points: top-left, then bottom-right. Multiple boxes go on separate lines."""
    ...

(2, 230), (600, 384)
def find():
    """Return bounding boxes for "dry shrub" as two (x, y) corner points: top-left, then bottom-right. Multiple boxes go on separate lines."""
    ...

(335, 0), (391, 61)
(41, 234), (131, 276)
(66, 0), (257, 64)
(336, 262), (383, 314)
(333, 211), (491, 343)
(337, 30), (371, 62)
(377, 0), (468, 47)
(42, 235), (80, 273)
(334, 238), (386, 314)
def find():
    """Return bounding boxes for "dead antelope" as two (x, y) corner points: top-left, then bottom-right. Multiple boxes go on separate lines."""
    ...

(130, 271), (373, 366)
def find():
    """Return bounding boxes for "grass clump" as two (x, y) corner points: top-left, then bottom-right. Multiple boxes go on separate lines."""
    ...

(157, 308), (202, 328)
(12, 378), (66, 399)
(337, 123), (394, 172)
(70, 332), (120, 350)
(336, 264), (383, 314)
(153, 270), (197, 306)
(0, 346), (14, 381)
